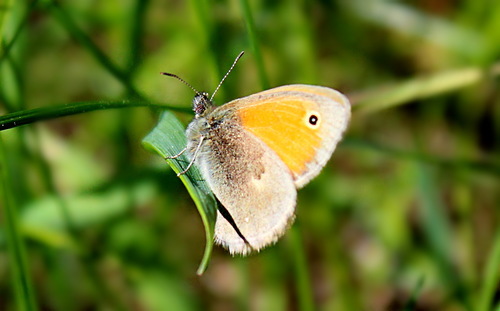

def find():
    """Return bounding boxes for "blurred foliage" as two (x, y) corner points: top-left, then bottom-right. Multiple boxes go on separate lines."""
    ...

(0, 0), (499, 310)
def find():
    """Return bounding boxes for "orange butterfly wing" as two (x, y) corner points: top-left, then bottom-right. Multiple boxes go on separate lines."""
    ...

(226, 84), (350, 188)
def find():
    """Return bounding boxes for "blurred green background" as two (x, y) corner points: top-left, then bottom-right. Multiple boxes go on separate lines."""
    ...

(0, 0), (499, 310)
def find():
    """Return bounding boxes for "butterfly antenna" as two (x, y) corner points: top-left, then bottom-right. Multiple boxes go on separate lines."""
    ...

(161, 72), (200, 95)
(210, 51), (244, 101)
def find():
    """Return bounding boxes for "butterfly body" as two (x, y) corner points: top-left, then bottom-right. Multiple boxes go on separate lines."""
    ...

(184, 84), (350, 255)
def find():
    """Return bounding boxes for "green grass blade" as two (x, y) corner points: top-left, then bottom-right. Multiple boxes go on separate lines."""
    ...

(403, 276), (425, 311)
(343, 0), (485, 57)
(288, 226), (314, 311)
(45, 0), (142, 98)
(238, 0), (269, 90)
(478, 228), (500, 311)
(125, 0), (149, 75)
(142, 111), (217, 275)
(351, 64), (500, 114)
(0, 0), (35, 65)
(415, 162), (472, 310)
(188, 0), (223, 101)
(0, 100), (185, 131)
(0, 135), (38, 311)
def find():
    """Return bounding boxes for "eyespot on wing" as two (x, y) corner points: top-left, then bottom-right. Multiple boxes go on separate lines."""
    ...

(229, 84), (350, 188)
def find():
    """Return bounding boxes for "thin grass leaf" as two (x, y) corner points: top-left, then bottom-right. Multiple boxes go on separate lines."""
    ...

(415, 162), (472, 310)
(0, 100), (185, 131)
(187, 0), (227, 104)
(403, 276), (425, 311)
(239, 0), (269, 89)
(142, 110), (217, 275)
(189, 0), (212, 38)
(478, 228), (500, 311)
(45, 0), (142, 97)
(0, 0), (36, 65)
(351, 64), (500, 114)
(342, 0), (485, 57)
(0, 135), (38, 311)
(288, 226), (314, 311)
(126, 0), (149, 75)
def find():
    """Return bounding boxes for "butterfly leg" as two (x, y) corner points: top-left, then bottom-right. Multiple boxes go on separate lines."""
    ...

(165, 147), (188, 159)
(175, 136), (205, 177)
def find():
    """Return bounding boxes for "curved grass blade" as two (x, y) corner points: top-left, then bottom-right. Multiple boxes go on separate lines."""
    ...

(142, 111), (217, 275)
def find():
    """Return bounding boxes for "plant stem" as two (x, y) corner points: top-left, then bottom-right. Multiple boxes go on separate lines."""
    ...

(0, 135), (39, 311)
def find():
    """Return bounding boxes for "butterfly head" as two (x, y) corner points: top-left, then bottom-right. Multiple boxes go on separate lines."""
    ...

(192, 92), (213, 118)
